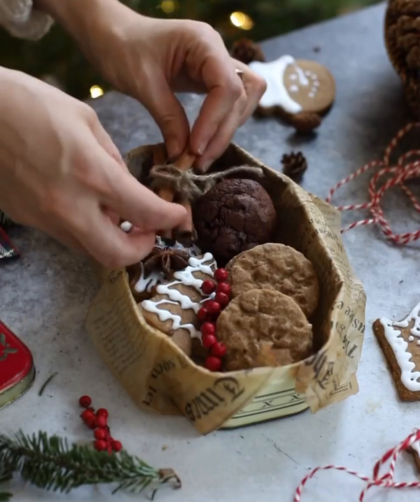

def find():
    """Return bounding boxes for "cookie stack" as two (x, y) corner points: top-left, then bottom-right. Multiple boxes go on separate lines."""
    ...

(218, 243), (318, 371)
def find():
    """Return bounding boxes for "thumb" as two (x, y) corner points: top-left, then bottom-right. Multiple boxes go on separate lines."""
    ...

(136, 65), (190, 159)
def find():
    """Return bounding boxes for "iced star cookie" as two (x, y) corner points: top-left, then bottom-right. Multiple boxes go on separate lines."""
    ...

(249, 55), (335, 132)
(373, 300), (420, 401)
(138, 253), (217, 356)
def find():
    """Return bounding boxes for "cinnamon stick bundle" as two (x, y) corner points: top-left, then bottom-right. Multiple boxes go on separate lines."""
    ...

(153, 146), (196, 243)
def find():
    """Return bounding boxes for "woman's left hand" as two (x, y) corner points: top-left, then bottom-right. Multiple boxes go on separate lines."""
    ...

(39, 0), (266, 171)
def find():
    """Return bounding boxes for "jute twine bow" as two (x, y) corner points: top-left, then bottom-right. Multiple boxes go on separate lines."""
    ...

(326, 122), (420, 245)
(294, 429), (420, 501)
(149, 164), (264, 201)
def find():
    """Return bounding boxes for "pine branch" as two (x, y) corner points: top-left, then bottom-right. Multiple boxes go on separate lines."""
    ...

(0, 432), (180, 498)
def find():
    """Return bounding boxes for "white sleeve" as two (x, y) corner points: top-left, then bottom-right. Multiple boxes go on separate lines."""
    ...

(0, 0), (53, 41)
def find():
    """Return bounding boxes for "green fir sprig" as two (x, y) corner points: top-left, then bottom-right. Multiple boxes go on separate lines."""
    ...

(0, 431), (180, 499)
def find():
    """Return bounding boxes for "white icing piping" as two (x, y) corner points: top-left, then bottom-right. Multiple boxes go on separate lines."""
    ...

(134, 263), (163, 293)
(380, 301), (420, 391)
(140, 253), (217, 342)
(294, 65), (309, 86)
(249, 56), (303, 114)
(142, 299), (200, 339)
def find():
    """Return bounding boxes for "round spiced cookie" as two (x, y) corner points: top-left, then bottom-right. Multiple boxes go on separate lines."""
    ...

(229, 243), (319, 318)
(249, 55), (335, 131)
(216, 289), (313, 371)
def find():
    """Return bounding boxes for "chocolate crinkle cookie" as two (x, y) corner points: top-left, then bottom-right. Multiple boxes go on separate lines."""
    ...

(193, 179), (277, 264)
(216, 289), (313, 371)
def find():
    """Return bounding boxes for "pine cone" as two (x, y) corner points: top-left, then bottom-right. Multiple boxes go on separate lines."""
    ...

(281, 152), (308, 182)
(230, 39), (265, 65)
(290, 112), (322, 133)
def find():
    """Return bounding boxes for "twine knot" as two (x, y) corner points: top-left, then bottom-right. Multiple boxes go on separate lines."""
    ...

(149, 164), (264, 201)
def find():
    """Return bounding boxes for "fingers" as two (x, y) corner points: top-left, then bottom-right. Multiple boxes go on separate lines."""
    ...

(187, 33), (266, 169)
(89, 142), (187, 232)
(196, 90), (247, 173)
(134, 64), (190, 159)
(233, 60), (267, 126)
(189, 52), (243, 157)
(74, 203), (156, 268)
(92, 118), (126, 169)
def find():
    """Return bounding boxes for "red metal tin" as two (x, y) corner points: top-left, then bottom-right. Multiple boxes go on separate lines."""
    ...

(0, 321), (35, 409)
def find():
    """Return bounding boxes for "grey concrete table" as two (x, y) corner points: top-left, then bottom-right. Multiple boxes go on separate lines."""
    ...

(1, 3), (420, 501)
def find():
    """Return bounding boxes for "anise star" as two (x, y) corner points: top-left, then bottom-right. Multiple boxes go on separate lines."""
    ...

(143, 246), (190, 278)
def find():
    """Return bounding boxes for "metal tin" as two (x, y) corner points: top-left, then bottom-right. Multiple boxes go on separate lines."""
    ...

(221, 372), (308, 429)
(0, 321), (35, 409)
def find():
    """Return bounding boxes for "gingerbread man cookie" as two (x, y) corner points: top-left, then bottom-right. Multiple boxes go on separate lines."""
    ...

(373, 300), (420, 401)
(249, 55), (335, 132)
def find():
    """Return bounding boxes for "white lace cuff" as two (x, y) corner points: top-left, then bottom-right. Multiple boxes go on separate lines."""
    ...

(0, 0), (53, 40)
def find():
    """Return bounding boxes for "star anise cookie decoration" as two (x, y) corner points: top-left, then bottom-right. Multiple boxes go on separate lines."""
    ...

(143, 245), (190, 278)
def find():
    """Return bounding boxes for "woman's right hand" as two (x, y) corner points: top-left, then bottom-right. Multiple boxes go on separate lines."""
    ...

(0, 68), (186, 267)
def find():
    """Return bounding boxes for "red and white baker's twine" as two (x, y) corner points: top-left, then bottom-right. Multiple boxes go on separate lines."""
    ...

(326, 122), (420, 245)
(294, 430), (420, 501)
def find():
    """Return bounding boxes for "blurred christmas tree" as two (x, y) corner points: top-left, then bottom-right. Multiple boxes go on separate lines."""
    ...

(0, 0), (378, 100)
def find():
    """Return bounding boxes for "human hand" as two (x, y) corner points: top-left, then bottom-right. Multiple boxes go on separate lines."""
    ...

(39, 0), (266, 172)
(0, 68), (186, 267)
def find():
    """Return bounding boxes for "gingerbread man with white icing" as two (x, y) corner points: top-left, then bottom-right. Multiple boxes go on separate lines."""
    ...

(249, 55), (335, 132)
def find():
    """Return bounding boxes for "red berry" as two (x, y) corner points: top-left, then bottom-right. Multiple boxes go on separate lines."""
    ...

(95, 415), (108, 429)
(215, 292), (229, 308)
(204, 356), (222, 372)
(94, 440), (107, 452)
(198, 307), (209, 322)
(79, 395), (92, 408)
(214, 268), (228, 283)
(201, 280), (216, 295)
(112, 440), (123, 452)
(87, 407), (95, 413)
(211, 342), (227, 358)
(96, 408), (109, 418)
(80, 410), (95, 423)
(94, 428), (107, 440)
(201, 322), (215, 336)
(107, 445), (113, 454)
(204, 300), (221, 316)
(202, 334), (217, 349)
(216, 282), (231, 296)
(86, 418), (96, 430)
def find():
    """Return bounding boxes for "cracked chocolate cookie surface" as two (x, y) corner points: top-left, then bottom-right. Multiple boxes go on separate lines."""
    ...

(193, 179), (276, 264)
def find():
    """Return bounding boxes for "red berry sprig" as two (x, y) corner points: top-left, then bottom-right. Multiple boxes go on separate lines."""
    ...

(199, 268), (231, 372)
(79, 396), (123, 453)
